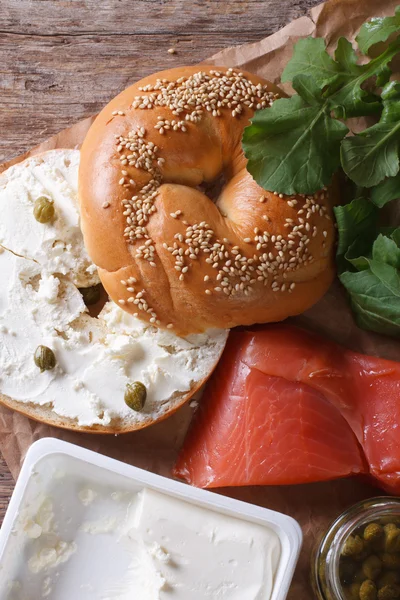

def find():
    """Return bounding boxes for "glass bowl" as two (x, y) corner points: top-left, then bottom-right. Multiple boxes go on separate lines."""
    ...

(312, 496), (400, 600)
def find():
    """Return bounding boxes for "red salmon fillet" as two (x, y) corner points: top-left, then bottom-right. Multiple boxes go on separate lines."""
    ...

(174, 328), (365, 488)
(174, 326), (400, 492)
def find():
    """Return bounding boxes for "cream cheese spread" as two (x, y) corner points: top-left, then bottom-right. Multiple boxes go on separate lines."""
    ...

(0, 452), (288, 600)
(0, 150), (227, 427)
(11, 487), (280, 599)
(113, 488), (281, 600)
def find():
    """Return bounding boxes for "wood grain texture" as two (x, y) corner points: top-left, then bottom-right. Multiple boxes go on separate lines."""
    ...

(0, 455), (13, 519)
(0, 0), (320, 525)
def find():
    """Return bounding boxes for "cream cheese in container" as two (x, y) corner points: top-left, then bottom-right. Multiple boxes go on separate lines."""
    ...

(0, 439), (302, 599)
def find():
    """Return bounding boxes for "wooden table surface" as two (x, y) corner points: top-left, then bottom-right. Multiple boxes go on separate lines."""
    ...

(0, 0), (319, 524)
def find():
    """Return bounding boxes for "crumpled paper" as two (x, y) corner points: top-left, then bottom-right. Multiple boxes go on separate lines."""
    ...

(1, 0), (399, 597)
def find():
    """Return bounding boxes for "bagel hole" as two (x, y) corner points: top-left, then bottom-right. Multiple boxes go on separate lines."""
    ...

(85, 284), (109, 319)
(197, 171), (227, 204)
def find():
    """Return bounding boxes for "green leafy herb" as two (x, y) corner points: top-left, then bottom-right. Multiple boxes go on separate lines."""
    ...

(334, 197), (378, 257)
(373, 233), (400, 268)
(392, 228), (400, 247)
(327, 40), (400, 117)
(370, 173), (400, 207)
(340, 269), (400, 336)
(356, 6), (400, 54)
(337, 210), (400, 337)
(341, 82), (400, 187)
(281, 37), (350, 89)
(242, 75), (348, 194)
(243, 14), (400, 195)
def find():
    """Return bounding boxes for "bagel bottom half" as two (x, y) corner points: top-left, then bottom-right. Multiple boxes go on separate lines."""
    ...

(0, 150), (227, 433)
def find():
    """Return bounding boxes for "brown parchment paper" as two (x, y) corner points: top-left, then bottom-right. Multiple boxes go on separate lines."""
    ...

(1, 1), (400, 597)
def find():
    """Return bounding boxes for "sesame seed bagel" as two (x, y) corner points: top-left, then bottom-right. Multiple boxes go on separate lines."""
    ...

(79, 65), (336, 336)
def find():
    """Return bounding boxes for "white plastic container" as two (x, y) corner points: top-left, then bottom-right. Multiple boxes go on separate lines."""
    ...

(0, 438), (302, 599)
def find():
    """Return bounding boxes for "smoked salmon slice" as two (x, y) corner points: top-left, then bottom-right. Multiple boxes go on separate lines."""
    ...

(174, 326), (400, 492)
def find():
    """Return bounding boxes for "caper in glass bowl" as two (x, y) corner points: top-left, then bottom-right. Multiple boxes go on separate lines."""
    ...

(312, 498), (400, 600)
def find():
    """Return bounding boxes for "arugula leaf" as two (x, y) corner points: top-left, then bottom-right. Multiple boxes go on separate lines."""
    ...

(341, 81), (400, 187)
(340, 269), (400, 336)
(334, 197), (378, 257)
(242, 75), (348, 194)
(281, 38), (343, 88)
(335, 38), (361, 73)
(392, 228), (400, 247)
(243, 33), (400, 195)
(373, 233), (400, 268)
(344, 241), (370, 271)
(369, 259), (400, 297)
(335, 198), (400, 337)
(328, 38), (400, 118)
(356, 6), (400, 54)
(281, 37), (363, 91)
(370, 173), (400, 207)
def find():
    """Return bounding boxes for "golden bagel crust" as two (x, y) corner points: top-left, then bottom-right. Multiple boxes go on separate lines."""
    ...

(79, 65), (336, 336)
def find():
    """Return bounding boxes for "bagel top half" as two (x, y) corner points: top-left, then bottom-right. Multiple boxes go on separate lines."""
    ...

(79, 65), (336, 336)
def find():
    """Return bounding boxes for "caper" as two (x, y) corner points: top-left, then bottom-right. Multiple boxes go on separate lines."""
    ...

(354, 569), (368, 583)
(342, 583), (362, 600)
(378, 573), (400, 588)
(343, 536), (365, 558)
(34, 345), (56, 372)
(362, 555), (382, 580)
(33, 196), (55, 223)
(378, 584), (400, 600)
(365, 524), (384, 544)
(124, 382), (147, 411)
(380, 553), (400, 570)
(360, 580), (378, 600)
(79, 284), (102, 306)
(383, 525), (400, 553)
